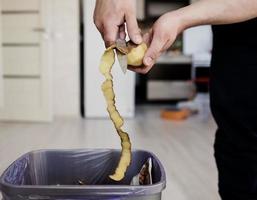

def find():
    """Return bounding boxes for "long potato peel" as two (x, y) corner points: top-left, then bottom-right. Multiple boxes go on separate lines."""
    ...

(99, 43), (147, 181)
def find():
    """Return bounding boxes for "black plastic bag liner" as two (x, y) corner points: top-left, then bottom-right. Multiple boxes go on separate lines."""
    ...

(0, 149), (166, 200)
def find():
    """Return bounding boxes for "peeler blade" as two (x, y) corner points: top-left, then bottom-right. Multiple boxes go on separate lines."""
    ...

(116, 39), (128, 74)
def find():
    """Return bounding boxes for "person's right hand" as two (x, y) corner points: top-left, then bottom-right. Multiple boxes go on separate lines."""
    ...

(129, 12), (183, 74)
(94, 0), (142, 47)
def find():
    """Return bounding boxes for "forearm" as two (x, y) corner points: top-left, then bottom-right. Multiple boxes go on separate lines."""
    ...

(132, 0), (257, 73)
(173, 0), (257, 32)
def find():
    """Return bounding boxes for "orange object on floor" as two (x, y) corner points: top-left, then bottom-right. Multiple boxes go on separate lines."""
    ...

(161, 109), (190, 121)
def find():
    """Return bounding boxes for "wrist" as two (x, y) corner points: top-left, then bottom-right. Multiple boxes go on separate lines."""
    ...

(166, 10), (189, 34)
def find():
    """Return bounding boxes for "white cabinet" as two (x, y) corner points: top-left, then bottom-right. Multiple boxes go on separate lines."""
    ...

(0, 0), (52, 121)
(183, 25), (213, 55)
(0, 0), (3, 108)
(2, 14), (41, 43)
(2, 0), (40, 11)
(3, 46), (40, 76)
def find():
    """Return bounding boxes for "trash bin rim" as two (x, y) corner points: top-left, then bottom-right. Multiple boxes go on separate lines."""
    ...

(0, 149), (166, 197)
(0, 182), (166, 196)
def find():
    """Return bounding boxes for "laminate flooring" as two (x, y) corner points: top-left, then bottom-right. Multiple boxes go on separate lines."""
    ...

(0, 106), (220, 200)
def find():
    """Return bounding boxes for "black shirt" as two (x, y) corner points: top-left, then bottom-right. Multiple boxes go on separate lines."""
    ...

(212, 18), (257, 65)
(211, 18), (257, 198)
(210, 18), (257, 141)
(213, 18), (257, 47)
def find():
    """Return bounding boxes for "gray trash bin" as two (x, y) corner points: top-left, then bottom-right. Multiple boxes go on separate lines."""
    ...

(0, 149), (166, 200)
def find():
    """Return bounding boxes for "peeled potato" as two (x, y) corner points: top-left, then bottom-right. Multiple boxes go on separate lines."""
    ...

(99, 42), (147, 181)
(127, 42), (147, 66)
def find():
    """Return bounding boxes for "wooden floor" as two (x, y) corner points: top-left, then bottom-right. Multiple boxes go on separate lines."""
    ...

(0, 106), (220, 200)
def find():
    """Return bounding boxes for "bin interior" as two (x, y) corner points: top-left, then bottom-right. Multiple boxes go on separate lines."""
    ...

(2, 149), (162, 186)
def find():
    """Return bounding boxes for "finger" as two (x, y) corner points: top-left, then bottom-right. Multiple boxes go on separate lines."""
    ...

(142, 30), (152, 47)
(125, 13), (142, 44)
(96, 24), (106, 43)
(119, 24), (126, 40)
(143, 30), (164, 67)
(103, 23), (119, 47)
(128, 65), (153, 74)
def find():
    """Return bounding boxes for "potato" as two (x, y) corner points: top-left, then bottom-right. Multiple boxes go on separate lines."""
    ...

(127, 42), (147, 66)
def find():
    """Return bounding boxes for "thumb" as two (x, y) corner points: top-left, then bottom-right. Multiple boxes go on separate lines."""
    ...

(143, 31), (164, 67)
(125, 13), (142, 44)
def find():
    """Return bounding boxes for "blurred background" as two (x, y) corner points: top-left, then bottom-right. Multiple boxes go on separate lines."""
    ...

(0, 0), (219, 199)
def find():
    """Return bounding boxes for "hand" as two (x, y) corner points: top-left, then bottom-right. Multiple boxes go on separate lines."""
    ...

(129, 12), (183, 74)
(94, 0), (142, 47)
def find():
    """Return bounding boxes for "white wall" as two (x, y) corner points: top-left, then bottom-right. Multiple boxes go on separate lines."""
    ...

(52, 0), (80, 117)
(84, 0), (135, 118)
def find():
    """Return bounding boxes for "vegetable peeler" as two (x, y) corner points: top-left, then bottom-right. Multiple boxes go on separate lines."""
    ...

(116, 39), (128, 74)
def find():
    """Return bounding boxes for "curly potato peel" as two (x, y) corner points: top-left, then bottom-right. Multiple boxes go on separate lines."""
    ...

(99, 42), (147, 181)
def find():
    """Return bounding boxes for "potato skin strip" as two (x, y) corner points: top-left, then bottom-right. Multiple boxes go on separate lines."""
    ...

(99, 43), (147, 181)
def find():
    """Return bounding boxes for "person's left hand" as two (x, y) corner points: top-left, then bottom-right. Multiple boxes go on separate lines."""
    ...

(129, 12), (183, 74)
(94, 0), (142, 47)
